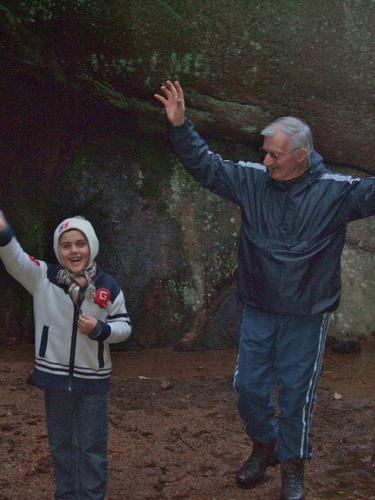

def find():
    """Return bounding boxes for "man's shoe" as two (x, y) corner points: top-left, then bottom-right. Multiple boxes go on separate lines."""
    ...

(236, 440), (278, 489)
(280, 460), (305, 500)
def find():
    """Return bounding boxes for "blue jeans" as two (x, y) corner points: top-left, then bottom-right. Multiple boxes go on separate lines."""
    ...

(233, 305), (330, 462)
(44, 389), (108, 500)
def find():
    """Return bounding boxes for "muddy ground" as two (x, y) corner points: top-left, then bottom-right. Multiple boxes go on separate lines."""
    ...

(0, 338), (374, 500)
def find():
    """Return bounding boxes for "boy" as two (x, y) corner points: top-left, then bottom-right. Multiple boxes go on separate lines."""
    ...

(0, 210), (131, 499)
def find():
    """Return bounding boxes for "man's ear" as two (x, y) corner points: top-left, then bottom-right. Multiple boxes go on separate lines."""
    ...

(297, 148), (308, 164)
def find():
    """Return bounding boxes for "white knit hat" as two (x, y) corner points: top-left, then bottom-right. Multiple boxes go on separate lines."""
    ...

(53, 216), (99, 266)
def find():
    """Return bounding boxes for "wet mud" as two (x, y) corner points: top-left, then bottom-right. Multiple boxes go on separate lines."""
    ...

(0, 338), (374, 499)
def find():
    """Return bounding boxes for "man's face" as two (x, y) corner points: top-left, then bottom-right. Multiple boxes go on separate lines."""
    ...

(262, 131), (308, 181)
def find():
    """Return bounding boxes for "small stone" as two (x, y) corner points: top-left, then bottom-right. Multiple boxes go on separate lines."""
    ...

(143, 458), (157, 468)
(160, 380), (174, 390)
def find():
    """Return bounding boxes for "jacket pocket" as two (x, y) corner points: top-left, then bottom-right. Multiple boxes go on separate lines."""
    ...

(39, 325), (49, 358)
(98, 342), (104, 369)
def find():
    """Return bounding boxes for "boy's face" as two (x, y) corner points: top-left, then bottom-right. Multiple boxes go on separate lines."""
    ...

(59, 229), (90, 274)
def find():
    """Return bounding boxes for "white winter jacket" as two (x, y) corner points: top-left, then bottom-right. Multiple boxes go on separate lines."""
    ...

(0, 226), (131, 393)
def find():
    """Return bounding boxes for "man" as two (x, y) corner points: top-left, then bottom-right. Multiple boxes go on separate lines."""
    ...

(154, 81), (375, 500)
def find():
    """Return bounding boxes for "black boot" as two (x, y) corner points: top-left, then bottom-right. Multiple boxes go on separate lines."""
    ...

(280, 460), (305, 500)
(236, 440), (278, 489)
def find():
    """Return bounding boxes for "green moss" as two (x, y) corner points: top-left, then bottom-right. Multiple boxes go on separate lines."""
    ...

(242, 124), (257, 134)
(22, 221), (45, 257)
(167, 52), (209, 80)
(17, 0), (108, 24)
(167, 278), (204, 311)
(167, 161), (239, 311)
(14, 199), (47, 259)
(0, 4), (17, 27)
(69, 153), (89, 176)
(19, 0), (55, 23)
(133, 149), (175, 207)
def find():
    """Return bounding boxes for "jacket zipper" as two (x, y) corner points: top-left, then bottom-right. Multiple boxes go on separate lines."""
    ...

(68, 303), (81, 392)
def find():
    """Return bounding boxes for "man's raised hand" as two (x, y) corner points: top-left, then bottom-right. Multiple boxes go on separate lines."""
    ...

(154, 80), (185, 127)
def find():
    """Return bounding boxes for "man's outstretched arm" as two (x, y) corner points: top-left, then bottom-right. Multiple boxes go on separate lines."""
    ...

(154, 81), (264, 205)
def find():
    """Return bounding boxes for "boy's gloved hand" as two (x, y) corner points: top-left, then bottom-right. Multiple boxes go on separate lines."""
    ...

(0, 210), (7, 231)
(78, 314), (98, 336)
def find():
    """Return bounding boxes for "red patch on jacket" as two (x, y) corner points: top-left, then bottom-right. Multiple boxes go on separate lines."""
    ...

(28, 255), (40, 266)
(94, 288), (111, 309)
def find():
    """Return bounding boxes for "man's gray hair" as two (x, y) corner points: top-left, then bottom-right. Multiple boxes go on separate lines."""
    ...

(261, 116), (313, 156)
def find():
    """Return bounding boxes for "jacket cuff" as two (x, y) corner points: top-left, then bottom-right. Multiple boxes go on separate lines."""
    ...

(169, 118), (193, 140)
(88, 320), (111, 342)
(0, 224), (15, 247)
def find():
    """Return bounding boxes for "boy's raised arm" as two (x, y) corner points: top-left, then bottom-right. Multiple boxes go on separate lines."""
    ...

(0, 209), (44, 294)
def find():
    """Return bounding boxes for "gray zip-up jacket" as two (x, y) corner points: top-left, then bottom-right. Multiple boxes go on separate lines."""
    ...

(0, 225), (131, 393)
(170, 119), (375, 316)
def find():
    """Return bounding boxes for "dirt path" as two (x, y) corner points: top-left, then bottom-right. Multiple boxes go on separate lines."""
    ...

(0, 338), (374, 499)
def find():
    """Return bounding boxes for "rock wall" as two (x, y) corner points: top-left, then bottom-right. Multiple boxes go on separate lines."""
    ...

(1, 0), (375, 346)
(2, 1), (375, 168)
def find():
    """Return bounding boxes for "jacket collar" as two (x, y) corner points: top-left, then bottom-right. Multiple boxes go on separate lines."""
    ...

(268, 150), (326, 190)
